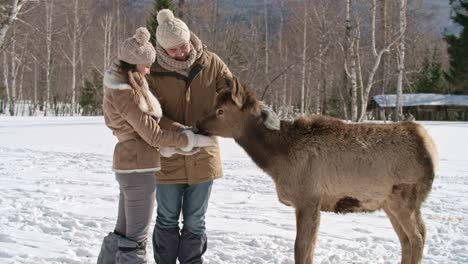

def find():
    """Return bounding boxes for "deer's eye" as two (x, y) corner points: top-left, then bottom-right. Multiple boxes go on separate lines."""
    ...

(216, 109), (224, 117)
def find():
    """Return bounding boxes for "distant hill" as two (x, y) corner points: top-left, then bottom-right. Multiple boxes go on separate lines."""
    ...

(423, 0), (458, 35)
(135, 0), (457, 35)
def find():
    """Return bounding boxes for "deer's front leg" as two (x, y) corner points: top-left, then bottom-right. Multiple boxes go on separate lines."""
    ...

(294, 199), (321, 264)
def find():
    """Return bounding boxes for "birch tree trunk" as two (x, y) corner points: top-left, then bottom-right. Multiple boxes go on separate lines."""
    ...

(380, 0), (388, 120)
(356, 0), (393, 122)
(354, 0), (397, 122)
(102, 12), (113, 72)
(263, 0), (270, 105)
(0, 0), (26, 50)
(18, 65), (25, 116)
(32, 61), (38, 115)
(315, 15), (323, 114)
(395, 0), (407, 121)
(115, 0), (121, 57)
(300, 0), (308, 115)
(278, 0), (287, 111)
(349, 47), (358, 122)
(9, 38), (17, 116)
(44, 0), (54, 116)
(345, 0), (358, 121)
(340, 0), (353, 120)
(313, 2), (329, 115)
(3, 52), (9, 114)
(63, 0), (80, 116)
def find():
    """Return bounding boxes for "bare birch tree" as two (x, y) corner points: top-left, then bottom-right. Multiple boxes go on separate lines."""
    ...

(43, 0), (54, 116)
(339, 0), (354, 120)
(278, 0), (288, 114)
(379, 0), (388, 120)
(312, 1), (331, 115)
(342, 0), (359, 121)
(341, 0), (400, 122)
(300, 0), (308, 115)
(0, 0), (29, 50)
(356, 0), (400, 122)
(263, 0), (272, 106)
(30, 61), (38, 115)
(394, 0), (407, 121)
(5, 31), (27, 116)
(101, 10), (113, 72)
(2, 51), (9, 114)
(115, 0), (121, 57)
(61, 0), (89, 115)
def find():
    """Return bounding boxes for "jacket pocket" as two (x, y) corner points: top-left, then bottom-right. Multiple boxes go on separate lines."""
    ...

(158, 156), (186, 181)
(135, 138), (160, 169)
(114, 139), (137, 169)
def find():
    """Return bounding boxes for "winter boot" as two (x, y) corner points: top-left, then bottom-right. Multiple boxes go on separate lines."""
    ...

(97, 231), (121, 264)
(153, 226), (180, 264)
(178, 230), (207, 264)
(115, 236), (147, 264)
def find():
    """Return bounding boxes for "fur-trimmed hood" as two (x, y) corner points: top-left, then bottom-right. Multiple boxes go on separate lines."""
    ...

(103, 69), (162, 118)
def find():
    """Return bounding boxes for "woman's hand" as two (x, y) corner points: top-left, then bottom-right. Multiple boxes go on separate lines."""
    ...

(160, 147), (200, 158)
(180, 130), (215, 151)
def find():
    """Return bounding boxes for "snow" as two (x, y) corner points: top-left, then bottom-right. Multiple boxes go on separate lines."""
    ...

(372, 93), (468, 107)
(0, 116), (467, 264)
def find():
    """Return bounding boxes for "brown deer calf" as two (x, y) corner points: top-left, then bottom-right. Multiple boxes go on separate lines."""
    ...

(197, 77), (437, 264)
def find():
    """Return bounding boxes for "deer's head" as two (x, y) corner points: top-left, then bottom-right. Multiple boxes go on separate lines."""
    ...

(196, 76), (280, 139)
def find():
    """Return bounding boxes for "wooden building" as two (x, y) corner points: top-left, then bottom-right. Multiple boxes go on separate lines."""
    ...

(368, 93), (468, 121)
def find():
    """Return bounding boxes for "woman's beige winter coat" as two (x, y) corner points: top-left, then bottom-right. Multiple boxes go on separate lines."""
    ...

(147, 48), (232, 184)
(103, 67), (188, 173)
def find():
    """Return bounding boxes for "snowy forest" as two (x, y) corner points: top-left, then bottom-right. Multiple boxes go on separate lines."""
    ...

(1, 1), (468, 264)
(0, 0), (466, 121)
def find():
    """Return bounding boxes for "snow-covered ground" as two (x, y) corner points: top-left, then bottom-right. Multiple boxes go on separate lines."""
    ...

(0, 116), (467, 264)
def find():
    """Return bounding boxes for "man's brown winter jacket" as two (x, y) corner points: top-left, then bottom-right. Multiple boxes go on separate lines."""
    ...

(148, 48), (232, 184)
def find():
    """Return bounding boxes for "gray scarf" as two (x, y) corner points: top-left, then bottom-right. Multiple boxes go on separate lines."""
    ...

(156, 32), (204, 76)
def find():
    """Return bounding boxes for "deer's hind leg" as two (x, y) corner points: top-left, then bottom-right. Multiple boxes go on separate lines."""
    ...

(385, 184), (425, 264)
(383, 204), (411, 264)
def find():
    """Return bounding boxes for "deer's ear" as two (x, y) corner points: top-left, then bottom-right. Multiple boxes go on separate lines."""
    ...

(227, 76), (245, 108)
(260, 104), (281, 130)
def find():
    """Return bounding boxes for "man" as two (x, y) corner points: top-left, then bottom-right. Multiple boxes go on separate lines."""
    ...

(147, 9), (232, 264)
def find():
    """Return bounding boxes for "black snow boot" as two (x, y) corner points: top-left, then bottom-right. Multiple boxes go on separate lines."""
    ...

(97, 231), (122, 264)
(178, 230), (207, 264)
(116, 237), (147, 264)
(153, 226), (180, 264)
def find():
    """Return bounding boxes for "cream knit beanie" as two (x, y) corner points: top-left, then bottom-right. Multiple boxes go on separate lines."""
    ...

(119, 27), (156, 65)
(156, 9), (191, 49)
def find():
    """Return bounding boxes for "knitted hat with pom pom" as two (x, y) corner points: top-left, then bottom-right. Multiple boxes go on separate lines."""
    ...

(156, 9), (191, 49)
(119, 27), (156, 65)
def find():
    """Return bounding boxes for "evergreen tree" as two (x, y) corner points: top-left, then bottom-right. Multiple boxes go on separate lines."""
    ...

(413, 46), (447, 94)
(444, 0), (468, 94)
(146, 0), (174, 46)
(79, 69), (103, 116)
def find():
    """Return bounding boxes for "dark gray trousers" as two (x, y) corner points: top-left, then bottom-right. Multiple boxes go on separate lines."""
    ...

(115, 171), (157, 243)
(97, 171), (156, 264)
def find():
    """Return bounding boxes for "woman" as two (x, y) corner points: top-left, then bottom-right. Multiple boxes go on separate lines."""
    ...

(97, 27), (213, 264)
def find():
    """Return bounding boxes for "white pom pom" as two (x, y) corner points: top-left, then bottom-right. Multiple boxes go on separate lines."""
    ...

(134, 27), (150, 45)
(157, 9), (175, 24)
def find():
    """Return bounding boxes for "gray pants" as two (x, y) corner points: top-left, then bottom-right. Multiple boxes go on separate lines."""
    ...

(97, 171), (156, 264)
